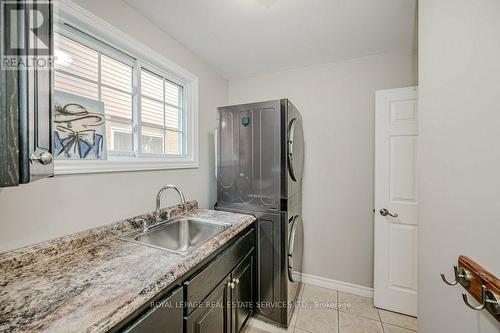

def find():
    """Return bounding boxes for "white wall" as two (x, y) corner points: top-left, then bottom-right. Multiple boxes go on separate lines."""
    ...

(229, 50), (417, 288)
(418, 1), (500, 332)
(0, 0), (227, 252)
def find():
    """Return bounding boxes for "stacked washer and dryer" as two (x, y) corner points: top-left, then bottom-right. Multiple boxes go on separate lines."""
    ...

(215, 99), (304, 327)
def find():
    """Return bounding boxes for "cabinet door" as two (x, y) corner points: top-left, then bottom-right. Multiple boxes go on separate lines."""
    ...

(124, 286), (183, 333)
(232, 251), (255, 333)
(186, 276), (231, 333)
(185, 229), (255, 316)
(1, 0), (54, 187)
(0, 50), (19, 187)
(21, 0), (54, 183)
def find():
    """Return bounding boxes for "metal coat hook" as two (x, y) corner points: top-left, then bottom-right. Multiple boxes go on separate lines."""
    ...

(462, 285), (500, 315)
(441, 265), (471, 287)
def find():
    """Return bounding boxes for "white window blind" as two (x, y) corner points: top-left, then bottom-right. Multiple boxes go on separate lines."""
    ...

(54, 35), (99, 99)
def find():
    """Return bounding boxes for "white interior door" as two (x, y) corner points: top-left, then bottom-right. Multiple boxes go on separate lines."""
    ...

(374, 86), (418, 316)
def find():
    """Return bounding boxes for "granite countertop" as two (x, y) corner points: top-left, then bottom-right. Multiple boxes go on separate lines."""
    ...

(0, 201), (255, 333)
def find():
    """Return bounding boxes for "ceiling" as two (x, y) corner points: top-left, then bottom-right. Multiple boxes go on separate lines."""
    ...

(124, 0), (417, 80)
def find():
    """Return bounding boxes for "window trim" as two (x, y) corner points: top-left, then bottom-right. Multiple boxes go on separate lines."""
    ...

(54, 1), (199, 174)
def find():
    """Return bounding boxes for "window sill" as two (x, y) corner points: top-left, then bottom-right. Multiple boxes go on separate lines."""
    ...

(54, 157), (199, 175)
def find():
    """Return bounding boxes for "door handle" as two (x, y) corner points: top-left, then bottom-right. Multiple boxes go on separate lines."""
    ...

(380, 208), (398, 218)
(288, 215), (299, 283)
(214, 128), (218, 179)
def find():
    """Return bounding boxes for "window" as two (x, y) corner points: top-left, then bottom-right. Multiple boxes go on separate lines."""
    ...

(54, 31), (186, 157)
(55, 33), (135, 153)
(140, 70), (184, 155)
(52, 10), (198, 174)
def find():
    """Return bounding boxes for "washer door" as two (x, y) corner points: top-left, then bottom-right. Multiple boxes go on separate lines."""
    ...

(288, 118), (304, 182)
(288, 215), (304, 282)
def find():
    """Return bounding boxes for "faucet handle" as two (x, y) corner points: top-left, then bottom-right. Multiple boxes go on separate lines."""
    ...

(138, 218), (149, 233)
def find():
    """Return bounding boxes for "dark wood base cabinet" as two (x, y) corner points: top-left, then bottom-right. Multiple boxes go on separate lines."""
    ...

(124, 287), (183, 333)
(117, 226), (255, 333)
(186, 251), (254, 333)
(185, 275), (232, 333)
(231, 253), (254, 333)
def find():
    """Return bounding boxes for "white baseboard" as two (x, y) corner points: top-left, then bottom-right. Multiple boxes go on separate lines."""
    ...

(294, 272), (374, 298)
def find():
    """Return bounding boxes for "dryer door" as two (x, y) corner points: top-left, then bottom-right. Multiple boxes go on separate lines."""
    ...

(288, 215), (304, 282)
(287, 118), (304, 182)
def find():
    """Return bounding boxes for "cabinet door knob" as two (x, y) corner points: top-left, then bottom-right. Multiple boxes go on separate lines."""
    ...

(233, 278), (240, 284)
(31, 151), (53, 165)
(228, 282), (235, 289)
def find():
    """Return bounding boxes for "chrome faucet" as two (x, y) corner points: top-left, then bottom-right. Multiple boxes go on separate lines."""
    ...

(143, 185), (186, 233)
(155, 184), (186, 223)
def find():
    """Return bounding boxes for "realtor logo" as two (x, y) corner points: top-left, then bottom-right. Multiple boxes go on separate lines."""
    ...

(1, 0), (53, 69)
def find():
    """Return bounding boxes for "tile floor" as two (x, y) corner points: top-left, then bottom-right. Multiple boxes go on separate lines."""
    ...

(243, 283), (417, 333)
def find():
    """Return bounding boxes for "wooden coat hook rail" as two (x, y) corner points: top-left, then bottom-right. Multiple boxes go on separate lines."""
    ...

(441, 255), (500, 322)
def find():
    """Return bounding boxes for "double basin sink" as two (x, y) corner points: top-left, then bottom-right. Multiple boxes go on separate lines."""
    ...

(121, 217), (231, 255)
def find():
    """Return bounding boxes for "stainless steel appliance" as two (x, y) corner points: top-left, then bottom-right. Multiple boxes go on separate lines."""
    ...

(215, 99), (304, 327)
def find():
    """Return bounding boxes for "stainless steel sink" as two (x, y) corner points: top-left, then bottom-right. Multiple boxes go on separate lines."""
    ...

(121, 217), (231, 255)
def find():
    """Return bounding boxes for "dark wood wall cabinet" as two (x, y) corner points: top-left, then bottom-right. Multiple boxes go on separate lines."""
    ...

(0, 0), (54, 187)
(116, 226), (256, 333)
